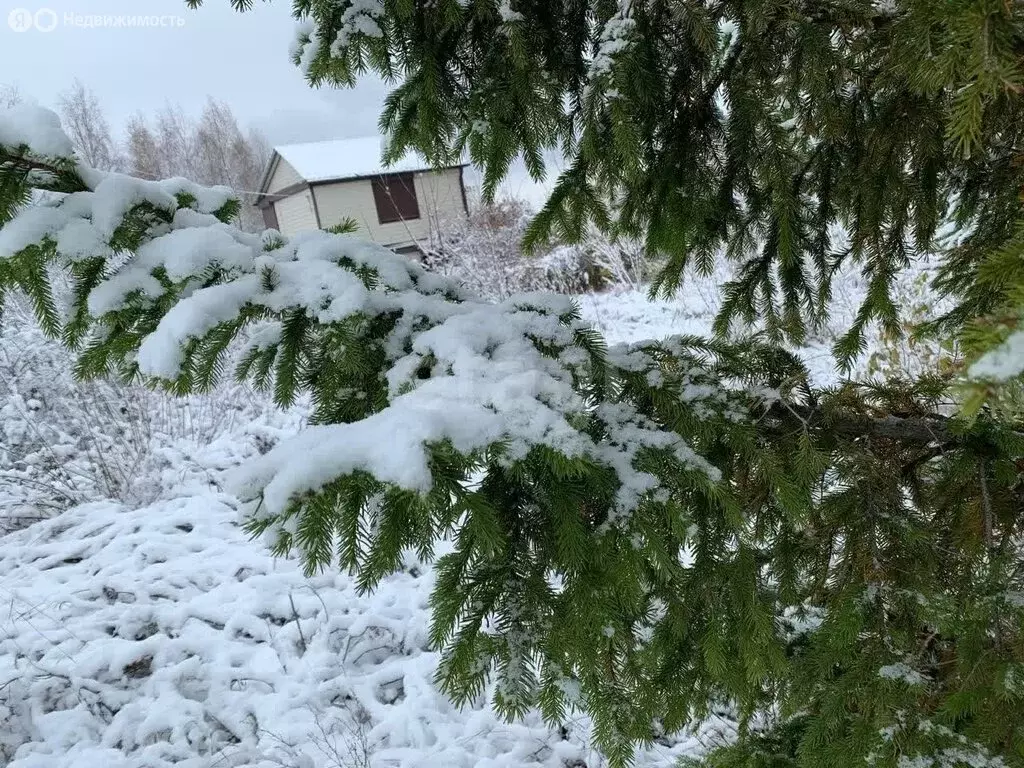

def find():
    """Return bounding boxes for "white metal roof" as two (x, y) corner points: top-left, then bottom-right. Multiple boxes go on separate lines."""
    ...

(266, 136), (464, 187)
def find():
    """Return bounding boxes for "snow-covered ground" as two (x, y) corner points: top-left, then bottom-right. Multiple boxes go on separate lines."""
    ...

(577, 289), (843, 386)
(0, 448), (734, 768)
(0, 270), (939, 768)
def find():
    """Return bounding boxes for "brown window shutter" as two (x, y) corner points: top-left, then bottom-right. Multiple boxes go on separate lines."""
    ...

(372, 173), (420, 224)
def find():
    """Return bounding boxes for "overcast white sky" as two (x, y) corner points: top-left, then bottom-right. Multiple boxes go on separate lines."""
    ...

(1, 0), (390, 143)
(0, 0), (555, 203)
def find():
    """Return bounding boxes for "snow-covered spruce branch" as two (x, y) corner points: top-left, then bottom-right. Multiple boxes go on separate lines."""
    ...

(0, 103), (767, 761)
(4, 105), (1019, 767)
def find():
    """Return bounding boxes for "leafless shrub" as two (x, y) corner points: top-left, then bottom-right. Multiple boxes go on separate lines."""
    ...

(0, 297), (256, 533)
(253, 701), (373, 768)
(424, 196), (647, 300)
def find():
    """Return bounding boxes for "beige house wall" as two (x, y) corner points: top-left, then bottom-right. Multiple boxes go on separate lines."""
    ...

(266, 157), (304, 193)
(312, 168), (466, 246)
(271, 188), (318, 235)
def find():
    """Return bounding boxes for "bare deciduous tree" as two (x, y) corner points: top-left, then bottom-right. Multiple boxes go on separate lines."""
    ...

(0, 84), (21, 108)
(124, 98), (270, 231)
(154, 104), (200, 180)
(58, 80), (121, 171)
(124, 114), (164, 181)
(194, 98), (270, 232)
(9, 81), (270, 231)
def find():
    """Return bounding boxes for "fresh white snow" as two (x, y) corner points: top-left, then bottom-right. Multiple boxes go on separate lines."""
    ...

(333, 0), (386, 50)
(589, 3), (636, 81)
(0, 130), (722, 546)
(0, 277), (912, 768)
(0, 104), (76, 158)
(0, 420), (724, 768)
(969, 329), (1024, 382)
(0, 103), (962, 768)
(878, 663), (928, 686)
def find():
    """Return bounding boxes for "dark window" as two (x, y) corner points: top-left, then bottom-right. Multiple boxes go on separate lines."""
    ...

(372, 173), (420, 224)
(261, 203), (279, 231)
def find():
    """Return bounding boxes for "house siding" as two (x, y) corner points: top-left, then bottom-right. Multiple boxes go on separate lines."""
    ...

(313, 168), (465, 247)
(267, 157), (304, 193)
(273, 189), (318, 235)
(415, 168), (467, 227)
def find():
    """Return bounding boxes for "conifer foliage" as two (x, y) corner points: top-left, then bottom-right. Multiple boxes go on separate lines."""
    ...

(3, 1), (1024, 766)
(248, 0), (1024, 371)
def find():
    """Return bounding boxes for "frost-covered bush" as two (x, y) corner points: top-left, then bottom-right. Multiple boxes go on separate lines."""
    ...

(424, 197), (645, 299)
(0, 296), (259, 532)
(574, 230), (649, 292)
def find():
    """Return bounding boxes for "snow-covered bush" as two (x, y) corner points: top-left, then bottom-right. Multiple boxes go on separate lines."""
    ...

(573, 229), (649, 292)
(424, 197), (646, 299)
(0, 296), (259, 532)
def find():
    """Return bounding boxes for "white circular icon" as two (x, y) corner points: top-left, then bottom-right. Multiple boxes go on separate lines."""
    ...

(8, 8), (34, 31)
(33, 8), (57, 32)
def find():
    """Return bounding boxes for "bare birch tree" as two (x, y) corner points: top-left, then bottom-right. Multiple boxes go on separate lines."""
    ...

(194, 98), (270, 232)
(123, 114), (164, 181)
(8, 82), (268, 228)
(0, 84), (20, 108)
(58, 80), (121, 171)
(124, 98), (270, 231)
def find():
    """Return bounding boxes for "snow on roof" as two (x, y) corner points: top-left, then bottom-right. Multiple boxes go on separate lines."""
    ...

(267, 136), (465, 187)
